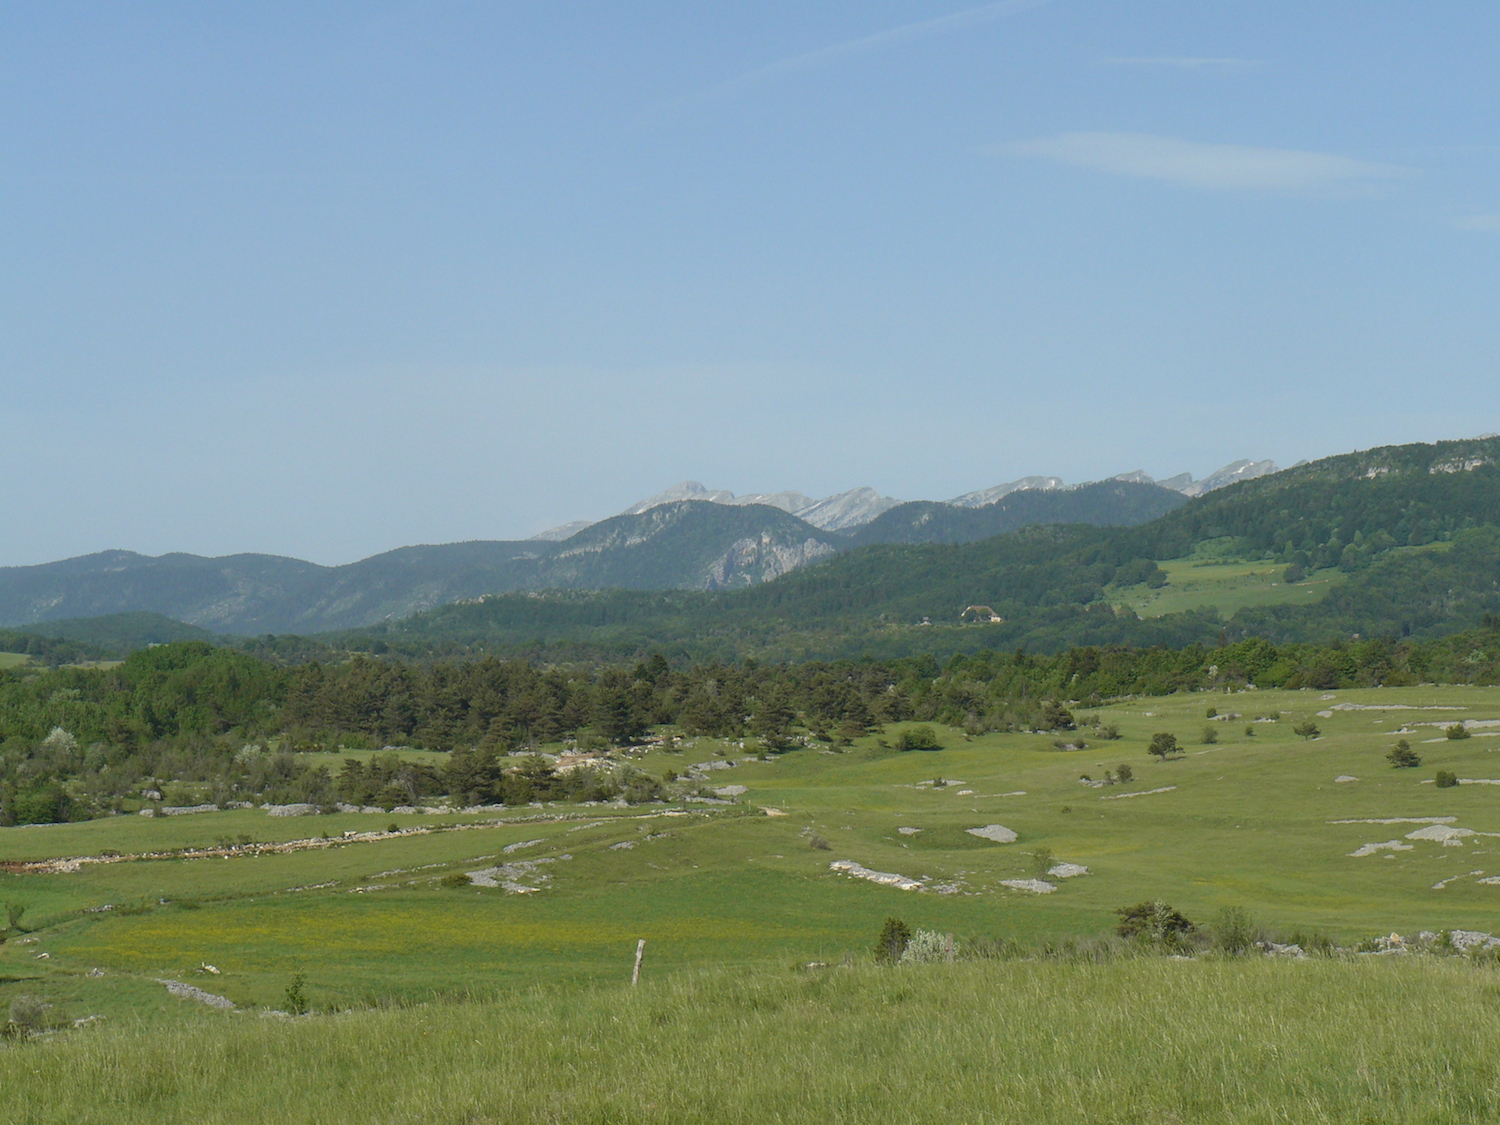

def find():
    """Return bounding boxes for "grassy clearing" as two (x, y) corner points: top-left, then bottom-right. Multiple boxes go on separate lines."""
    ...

(6, 957), (1500, 1124)
(0, 652), (32, 670)
(1112, 560), (1346, 619)
(7, 685), (1500, 1028)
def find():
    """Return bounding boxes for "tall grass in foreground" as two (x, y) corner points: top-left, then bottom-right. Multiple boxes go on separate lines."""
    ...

(6, 957), (1500, 1124)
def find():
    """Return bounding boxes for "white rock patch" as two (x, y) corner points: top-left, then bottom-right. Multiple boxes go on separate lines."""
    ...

(897, 826), (922, 836)
(966, 825), (1018, 844)
(1334, 776), (1359, 783)
(829, 860), (923, 891)
(999, 879), (1056, 894)
(1405, 825), (1475, 844)
(1101, 786), (1176, 800)
(1047, 863), (1090, 879)
(1349, 840), (1414, 857)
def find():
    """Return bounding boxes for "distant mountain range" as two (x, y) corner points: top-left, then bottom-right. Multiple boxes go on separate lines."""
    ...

(528, 459), (1281, 539)
(0, 464), (1233, 635)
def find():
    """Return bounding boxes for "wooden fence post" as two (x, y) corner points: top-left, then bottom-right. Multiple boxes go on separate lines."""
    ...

(631, 939), (646, 985)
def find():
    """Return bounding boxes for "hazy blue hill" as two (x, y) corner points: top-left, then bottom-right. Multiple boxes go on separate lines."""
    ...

(0, 503), (842, 635)
(842, 480), (1186, 547)
(341, 438), (1500, 661)
(11, 611), (219, 651)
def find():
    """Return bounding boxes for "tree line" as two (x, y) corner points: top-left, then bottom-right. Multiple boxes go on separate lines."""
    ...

(3, 626), (1500, 824)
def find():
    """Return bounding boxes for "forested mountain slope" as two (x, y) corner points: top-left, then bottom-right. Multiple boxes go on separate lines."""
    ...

(338, 438), (1500, 662)
(0, 482), (1182, 635)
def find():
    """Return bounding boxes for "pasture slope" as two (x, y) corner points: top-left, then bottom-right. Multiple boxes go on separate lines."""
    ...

(6, 684), (1500, 1121)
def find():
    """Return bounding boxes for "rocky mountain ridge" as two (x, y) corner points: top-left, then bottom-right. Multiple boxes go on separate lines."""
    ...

(532, 459), (1280, 539)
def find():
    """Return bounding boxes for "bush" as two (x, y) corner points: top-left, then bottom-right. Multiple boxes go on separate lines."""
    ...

(808, 834), (831, 851)
(899, 929), (954, 965)
(1387, 740), (1421, 768)
(1029, 846), (1055, 880)
(1211, 906), (1255, 955)
(1147, 733), (1179, 760)
(894, 726), (942, 752)
(439, 872), (471, 888)
(284, 974), (309, 1016)
(1039, 701), (1076, 731)
(1115, 901), (1194, 947)
(2, 996), (47, 1041)
(1283, 564), (1306, 584)
(1098, 724), (1120, 741)
(1436, 770), (1460, 789)
(1201, 726), (1218, 745)
(1446, 723), (1472, 740)
(1293, 721), (1321, 740)
(874, 917), (912, 963)
(1116, 763), (1133, 783)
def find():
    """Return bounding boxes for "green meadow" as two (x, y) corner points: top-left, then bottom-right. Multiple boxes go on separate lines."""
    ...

(7, 684), (1500, 1026)
(1113, 559), (1347, 619)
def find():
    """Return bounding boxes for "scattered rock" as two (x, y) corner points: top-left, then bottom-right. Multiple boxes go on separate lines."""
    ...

(1334, 776), (1359, 783)
(1349, 840), (1415, 857)
(155, 804), (219, 817)
(1101, 786), (1176, 801)
(1405, 825), (1475, 845)
(609, 841), (636, 850)
(502, 839), (545, 854)
(1047, 863), (1090, 879)
(157, 979), (235, 1009)
(897, 826), (922, 836)
(265, 804), (320, 818)
(966, 825), (1018, 844)
(999, 879), (1055, 894)
(829, 859), (923, 891)
(713, 785), (747, 797)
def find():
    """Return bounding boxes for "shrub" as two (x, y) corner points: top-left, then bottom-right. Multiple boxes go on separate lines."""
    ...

(1205, 707), (1218, 719)
(1446, 723), (1471, 740)
(1116, 763), (1133, 783)
(1098, 724), (1120, 741)
(894, 726), (942, 752)
(2, 996), (47, 1041)
(899, 929), (954, 965)
(1147, 733), (1179, 760)
(1201, 726), (1218, 745)
(439, 872), (471, 888)
(1436, 770), (1460, 789)
(1283, 564), (1306, 584)
(1115, 901), (1194, 947)
(1244, 725), (1255, 737)
(1029, 846), (1055, 880)
(808, 834), (832, 851)
(874, 917), (912, 963)
(1211, 906), (1255, 955)
(1039, 701), (1076, 731)
(1293, 721), (1321, 740)
(284, 974), (309, 1016)
(1387, 740), (1421, 768)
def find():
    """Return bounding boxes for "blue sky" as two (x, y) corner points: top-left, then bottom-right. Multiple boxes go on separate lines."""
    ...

(3, 1), (1497, 565)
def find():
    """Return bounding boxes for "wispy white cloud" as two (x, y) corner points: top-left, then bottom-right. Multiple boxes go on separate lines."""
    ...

(1108, 57), (1263, 71)
(1455, 214), (1500, 232)
(709, 0), (1058, 96)
(997, 132), (1413, 192)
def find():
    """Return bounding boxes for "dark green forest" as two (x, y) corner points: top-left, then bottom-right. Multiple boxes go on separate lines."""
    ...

(5, 626), (1500, 825)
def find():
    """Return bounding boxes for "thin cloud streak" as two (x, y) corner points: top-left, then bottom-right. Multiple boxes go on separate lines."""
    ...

(998, 132), (1414, 192)
(708, 0), (1058, 96)
(1109, 56), (1264, 71)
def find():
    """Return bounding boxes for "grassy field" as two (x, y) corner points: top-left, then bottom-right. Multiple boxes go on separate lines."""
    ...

(6, 685), (1500, 1033)
(1112, 560), (1346, 618)
(6, 957), (1500, 1123)
(0, 652), (32, 670)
